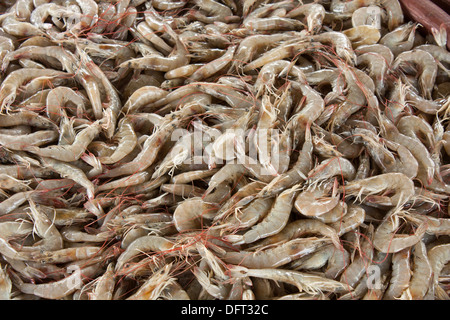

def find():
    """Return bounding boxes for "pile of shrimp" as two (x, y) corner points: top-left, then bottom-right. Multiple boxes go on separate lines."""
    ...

(0, 0), (449, 300)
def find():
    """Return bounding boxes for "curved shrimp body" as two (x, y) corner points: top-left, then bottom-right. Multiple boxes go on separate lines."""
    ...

(392, 49), (438, 100)
(224, 185), (298, 245)
(407, 241), (432, 300)
(223, 238), (329, 269)
(230, 265), (352, 294)
(25, 121), (101, 162)
(173, 198), (219, 232)
(122, 86), (168, 114)
(384, 248), (411, 300)
(308, 157), (356, 187)
(115, 235), (175, 272)
(294, 181), (339, 217)
(427, 244), (450, 298)
(340, 173), (414, 207)
(380, 22), (418, 57)
(309, 31), (357, 65)
(285, 3), (325, 34)
(373, 209), (427, 253)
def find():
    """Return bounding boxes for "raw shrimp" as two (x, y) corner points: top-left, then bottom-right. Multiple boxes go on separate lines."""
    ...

(308, 157), (356, 186)
(373, 208), (427, 253)
(340, 173), (415, 207)
(0, 68), (69, 112)
(295, 180), (340, 217)
(115, 235), (175, 272)
(392, 49), (438, 100)
(28, 246), (101, 264)
(384, 248), (411, 300)
(223, 238), (330, 269)
(90, 263), (115, 300)
(25, 121), (102, 162)
(223, 185), (298, 245)
(339, 224), (374, 288)
(122, 86), (168, 115)
(343, 26), (381, 48)
(187, 45), (236, 83)
(380, 22), (418, 56)
(17, 264), (99, 300)
(427, 244), (450, 299)
(310, 31), (357, 65)
(98, 117), (137, 165)
(229, 265), (352, 294)
(173, 197), (218, 232)
(407, 241), (432, 300)
(0, 130), (58, 151)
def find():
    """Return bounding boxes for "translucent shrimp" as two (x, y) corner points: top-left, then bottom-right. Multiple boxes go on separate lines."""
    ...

(186, 45), (236, 83)
(342, 26), (381, 49)
(223, 185), (298, 245)
(308, 157), (356, 187)
(118, 26), (189, 72)
(380, 22), (418, 56)
(97, 117), (137, 165)
(90, 263), (115, 300)
(285, 3), (325, 34)
(294, 180), (340, 217)
(173, 198), (218, 232)
(392, 49), (438, 100)
(372, 208), (427, 253)
(310, 31), (357, 65)
(229, 266), (352, 294)
(223, 238), (329, 269)
(25, 121), (101, 162)
(115, 235), (175, 272)
(341, 173), (415, 207)
(381, 0), (404, 31)
(0, 264), (13, 299)
(41, 157), (95, 199)
(0, 130), (58, 151)
(259, 218), (342, 250)
(258, 122), (312, 197)
(339, 224), (374, 288)
(0, 68), (69, 112)
(28, 246), (101, 264)
(16, 264), (98, 300)
(384, 248), (411, 300)
(351, 5), (385, 28)
(357, 51), (390, 97)
(403, 213), (450, 237)
(122, 86), (168, 114)
(427, 244), (450, 299)
(329, 203), (366, 236)
(407, 241), (432, 300)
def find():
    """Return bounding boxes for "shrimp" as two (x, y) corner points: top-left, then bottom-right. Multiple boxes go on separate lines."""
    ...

(380, 22), (418, 56)
(40, 157), (95, 199)
(343, 26), (381, 49)
(192, 266), (229, 300)
(295, 180), (340, 217)
(28, 246), (101, 264)
(403, 213), (450, 237)
(186, 45), (236, 83)
(351, 5), (385, 28)
(122, 86), (168, 115)
(223, 238), (329, 269)
(308, 157), (356, 187)
(259, 123), (313, 197)
(373, 208), (427, 253)
(340, 173), (415, 207)
(381, 0), (404, 31)
(384, 248), (411, 300)
(229, 265), (351, 294)
(427, 244), (450, 299)
(118, 25), (189, 72)
(0, 68), (69, 112)
(0, 130), (58, 151)
(171, 169), (218, 184)
(115, 235), (175, 272)
(16, 264), (99, 300)
(310, 31), (357, 65)
(357, 51), (390, 97)
(407, 241), (432, 300)
(285, 3), (325, 34)
(392, 49), (438, 100)
(173, 198), (218, 232)
(223, 185), (298, 245)
(96, 118), (136, 165)
(90, 263), (115, 300)
(339, 224), (374, 288)
(260, 218), (342, 250)
(25, 121), (101, 162)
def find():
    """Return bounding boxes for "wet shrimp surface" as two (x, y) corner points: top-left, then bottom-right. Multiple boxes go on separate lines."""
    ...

(0, 0), (449, 300)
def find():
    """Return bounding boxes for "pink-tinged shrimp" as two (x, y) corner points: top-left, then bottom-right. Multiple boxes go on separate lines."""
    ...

(223, 185), (298, 245)
(373, 208), (427, 253)
(308, 157), (356, 187)
(173, 198), (219, 232)
(16, 264), (99, 300)
(384, 248), (411, 300)
(229, 265), (352, 294)
(407, 241), (432, 300)
(339, 224), (374, 288)
(295, 180), (340, 218)
(329, 204), (365, 236)
(25, 121), (101, 162)
(223, 238), (329, 269)
(122, 86), (168, 114)
(340, 173), (415, 207)
(427, 244), (450, 299)
(41, 157), (95, 199)
(392, 49), (438, 100)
